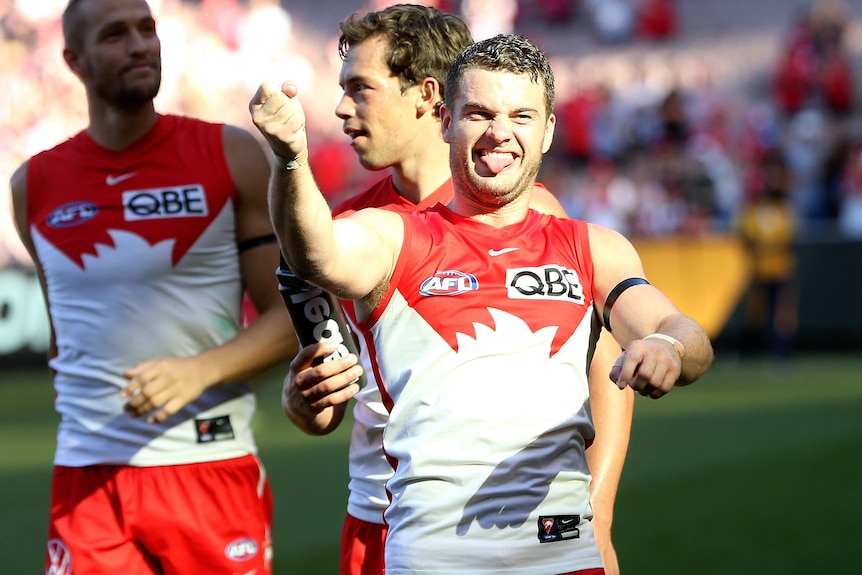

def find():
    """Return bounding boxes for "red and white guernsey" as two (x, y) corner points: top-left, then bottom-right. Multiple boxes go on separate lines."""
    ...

(333, 176), (454, 525)
(363, 205), (604, 575)
(26, 115), (257, 467)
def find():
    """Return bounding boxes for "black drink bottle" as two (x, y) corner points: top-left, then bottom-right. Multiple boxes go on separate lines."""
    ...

(276, 256), (365, 387)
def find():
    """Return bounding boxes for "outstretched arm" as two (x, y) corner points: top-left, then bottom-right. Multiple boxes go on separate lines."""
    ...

(589, 223), (714, 398)
(249, 81), (400, 305)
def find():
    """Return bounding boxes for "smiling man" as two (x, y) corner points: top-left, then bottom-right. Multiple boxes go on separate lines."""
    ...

(251, 33), (713, 575)
(10, 0), (297, 572)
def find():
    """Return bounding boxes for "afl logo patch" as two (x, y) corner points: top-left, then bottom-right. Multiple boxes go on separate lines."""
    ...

(46, 201), (98, 228)
(46, 538), (73, 575)
(419, 270), (478, 296)
(225, 538), (259, 561)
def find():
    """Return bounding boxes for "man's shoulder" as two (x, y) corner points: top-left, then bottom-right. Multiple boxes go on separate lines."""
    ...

(332, 175), (395, 216)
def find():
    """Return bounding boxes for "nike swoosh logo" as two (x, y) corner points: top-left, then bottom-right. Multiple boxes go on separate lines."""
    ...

(106, 172), (136, 186)
(560, 518), (575, 525)
(488, 247), (519, 256)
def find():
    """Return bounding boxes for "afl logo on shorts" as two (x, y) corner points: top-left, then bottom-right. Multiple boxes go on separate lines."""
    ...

(46, 201), (98, 228)
(419, 270), (478, 296)
(46, 538), (72, 575)
(225, 538), (259, 561)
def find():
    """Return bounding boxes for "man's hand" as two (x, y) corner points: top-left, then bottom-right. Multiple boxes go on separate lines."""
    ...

(249, 81), (308, 160)
(609, 337), (684, 399)
(122, 356), (214, 424)
(284, 342), (363, 435)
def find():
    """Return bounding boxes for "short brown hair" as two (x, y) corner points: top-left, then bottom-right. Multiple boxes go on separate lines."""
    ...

(338, 4), (473, 103)
(445, 34), (556, 118)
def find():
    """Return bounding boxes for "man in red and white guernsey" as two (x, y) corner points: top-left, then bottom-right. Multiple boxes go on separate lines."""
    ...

(9, 0), (297, 573)
(253, 33), (714, 575)
(273, 5), (633, 575)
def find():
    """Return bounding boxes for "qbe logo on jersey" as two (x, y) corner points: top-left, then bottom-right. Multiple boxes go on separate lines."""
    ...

(506, 265), (584, 303)
(123, 185), (209, 221)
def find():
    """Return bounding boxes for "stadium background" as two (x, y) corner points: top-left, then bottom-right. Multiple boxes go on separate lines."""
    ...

(1, 0), (861, 573)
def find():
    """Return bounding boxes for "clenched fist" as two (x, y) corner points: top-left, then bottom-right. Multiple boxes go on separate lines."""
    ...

(249, 81), (308, 161)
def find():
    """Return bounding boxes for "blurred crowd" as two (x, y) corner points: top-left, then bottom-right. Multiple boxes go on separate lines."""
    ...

(539, 0), (862, 242)
(3, 0), (862, 270)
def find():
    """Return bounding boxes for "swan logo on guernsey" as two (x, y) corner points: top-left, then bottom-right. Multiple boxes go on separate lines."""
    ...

(225, 538), (258, 561)
(507, 265), (585, 303)
(419, 270), (478, 296)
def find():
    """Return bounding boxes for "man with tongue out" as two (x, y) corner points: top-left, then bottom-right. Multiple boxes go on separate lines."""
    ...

(260, 6), (631, 575)
(252, 30), (713, 575)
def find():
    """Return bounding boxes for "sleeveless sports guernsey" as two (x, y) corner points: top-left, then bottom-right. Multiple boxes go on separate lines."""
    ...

(26, 114), (257, 467)
(362, 205), (604, 575)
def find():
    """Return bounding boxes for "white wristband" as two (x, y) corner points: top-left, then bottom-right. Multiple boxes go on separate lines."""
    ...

(273, 148), (308, 171)
(644, 333), (685, 358)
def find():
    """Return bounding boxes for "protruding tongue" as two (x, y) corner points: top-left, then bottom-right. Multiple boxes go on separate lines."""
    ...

(480, 152), (514, 174)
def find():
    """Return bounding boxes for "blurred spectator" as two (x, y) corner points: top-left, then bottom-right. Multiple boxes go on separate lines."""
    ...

(557, 83), (603, 161)
(656, 88), (690, 150)
(461, 0), (518, 40)
(590, 83), (632, 160)
(628, 151), (687, 236)
(784, 108), (830, 222)
(818, 35), (853, 116)
(737, 151), (798, 359)
(772, 12), (819, 116)
(200, 0), (245, 49)
(837, 140), (862, 237)
(635, 0), (677, 40)
(533, 0), (577, 25)
(585, 0), (634, 44)
(688, 133), (742, 231)
(579, 156), (639, 235)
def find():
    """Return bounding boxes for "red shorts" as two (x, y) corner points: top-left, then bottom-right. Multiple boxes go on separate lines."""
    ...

(338, 512), (603, 575)
(45, 454), (273, 575)
(340, 512), (386, 575)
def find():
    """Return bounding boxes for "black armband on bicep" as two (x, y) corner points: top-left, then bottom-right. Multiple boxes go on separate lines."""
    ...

(237, 233), (278, 254)
(602, 277), (650, 333)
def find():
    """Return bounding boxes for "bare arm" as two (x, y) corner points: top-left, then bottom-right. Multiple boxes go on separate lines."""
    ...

(589, 223), (714, 397)
(10, 161), (57, 362)
(249, 81), (401, 308)
(586, 329), (632, 575)
(121, 125), (299, 423)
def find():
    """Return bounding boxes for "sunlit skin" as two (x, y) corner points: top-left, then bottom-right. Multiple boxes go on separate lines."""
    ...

(64, 0), (161, 112)
(441, 69), (555, 224)
(337, 36), (426, 172)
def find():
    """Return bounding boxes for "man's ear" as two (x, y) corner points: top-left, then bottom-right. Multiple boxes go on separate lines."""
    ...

(542, 113), (556, 154)
(63, 47), (84, 79)
(440, 103), (452, 143)
(416, 76), (442, 117)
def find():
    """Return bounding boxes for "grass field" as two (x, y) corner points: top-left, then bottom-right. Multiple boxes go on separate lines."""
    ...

(2, 353), (861, 574)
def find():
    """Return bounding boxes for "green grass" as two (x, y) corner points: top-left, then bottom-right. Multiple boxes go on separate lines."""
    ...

(2, 354), (860, 574)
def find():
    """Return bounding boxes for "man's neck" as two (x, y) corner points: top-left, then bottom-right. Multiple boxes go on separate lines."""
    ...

(449, 190), (533, 228)
(389, 134), (451, 204)
(87, 101), (159, 151)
